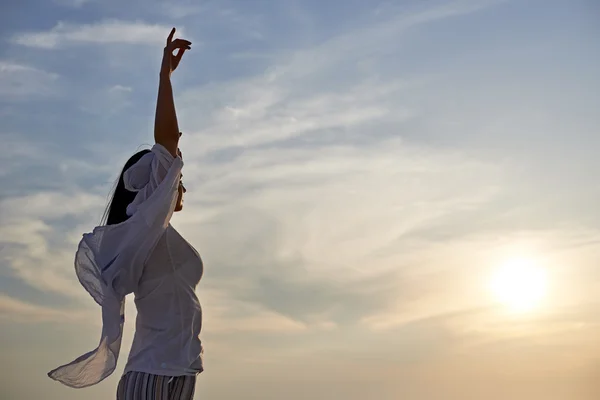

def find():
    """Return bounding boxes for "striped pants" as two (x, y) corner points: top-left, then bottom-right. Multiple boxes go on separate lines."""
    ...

(117, 371), (196, 400)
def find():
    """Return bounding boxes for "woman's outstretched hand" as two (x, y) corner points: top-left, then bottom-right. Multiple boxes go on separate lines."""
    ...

(160, 28), (191, 79)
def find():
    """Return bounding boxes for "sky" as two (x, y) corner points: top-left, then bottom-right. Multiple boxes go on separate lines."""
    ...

(1, 0), (599, 399)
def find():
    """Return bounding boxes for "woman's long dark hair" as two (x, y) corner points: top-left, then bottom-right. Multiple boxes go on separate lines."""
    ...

(102, 149), (151, 226)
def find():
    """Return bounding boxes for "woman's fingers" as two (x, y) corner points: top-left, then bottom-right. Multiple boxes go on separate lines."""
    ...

(167, 28), (176, 45)
(163, 28), (191, 72)
(174, 47), (187, 61)
(169, 38), (192, 50)
(168, 42), (191, 69)
(166, 27), (191, 49)
(172, 48), (186, 70)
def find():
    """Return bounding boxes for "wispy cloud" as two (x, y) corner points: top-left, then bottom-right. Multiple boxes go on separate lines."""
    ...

(11, 20), (184, 49)
(53, 0), (94, 8)
(108, 84), (132, 93)
(154, 1), (205, 19)
(78, 84), (135, 115)
(201, 288), (316, 334)
(0, 132), (49, 175)
(0, 191), (106, 298)
(0, 294), (88, 323)
(0, 61), (58, 99)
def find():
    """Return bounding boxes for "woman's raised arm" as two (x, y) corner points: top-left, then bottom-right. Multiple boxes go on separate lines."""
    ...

(154, 28), (191, 157)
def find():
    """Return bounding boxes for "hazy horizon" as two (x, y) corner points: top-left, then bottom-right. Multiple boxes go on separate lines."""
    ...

(1, 0), (599, 399)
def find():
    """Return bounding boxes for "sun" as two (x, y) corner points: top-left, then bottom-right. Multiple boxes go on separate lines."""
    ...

(490, 258), (547, 312)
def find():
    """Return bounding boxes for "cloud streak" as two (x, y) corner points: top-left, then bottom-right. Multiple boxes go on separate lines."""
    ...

(0, 61), (59, 99)
(0, 294), (88, 324)
(11, 20), (185, 49)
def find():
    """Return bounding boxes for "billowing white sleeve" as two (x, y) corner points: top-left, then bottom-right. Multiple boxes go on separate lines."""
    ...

(47, 144), (183, 388)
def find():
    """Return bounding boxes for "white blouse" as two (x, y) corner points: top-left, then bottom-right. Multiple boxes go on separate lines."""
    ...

(48, 144), (203, 388)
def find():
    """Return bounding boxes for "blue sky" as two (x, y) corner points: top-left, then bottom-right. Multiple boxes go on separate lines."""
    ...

(1, 0), (600, 399)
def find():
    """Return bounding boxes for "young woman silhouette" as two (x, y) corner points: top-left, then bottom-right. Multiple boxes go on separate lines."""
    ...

(49, 28), (203, 400)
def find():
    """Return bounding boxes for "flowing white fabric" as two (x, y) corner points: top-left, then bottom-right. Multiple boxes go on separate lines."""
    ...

(48, 144), (183, 388)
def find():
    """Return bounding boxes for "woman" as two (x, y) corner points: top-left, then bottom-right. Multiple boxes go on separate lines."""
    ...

(48, 28), (203, 400)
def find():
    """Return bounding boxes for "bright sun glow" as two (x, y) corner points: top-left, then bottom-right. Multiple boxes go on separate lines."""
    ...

(490, 258), (547, 312)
